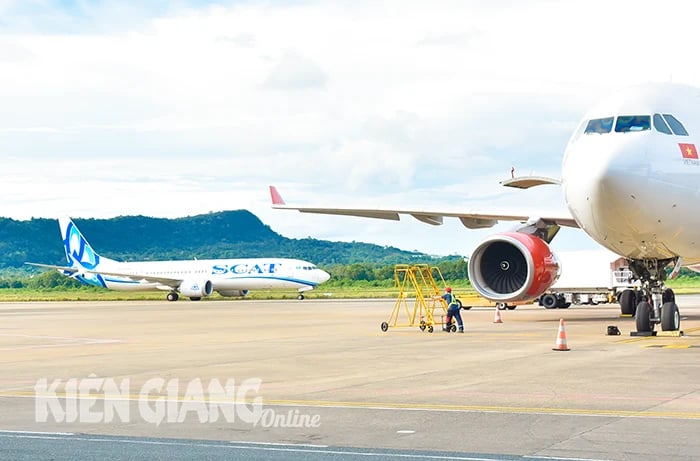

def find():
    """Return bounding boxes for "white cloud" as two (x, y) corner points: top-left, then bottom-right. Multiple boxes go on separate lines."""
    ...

(0, 0), (697, 255)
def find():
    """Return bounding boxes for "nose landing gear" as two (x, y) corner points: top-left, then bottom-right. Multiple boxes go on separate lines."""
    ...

(628, 258), (681, 334)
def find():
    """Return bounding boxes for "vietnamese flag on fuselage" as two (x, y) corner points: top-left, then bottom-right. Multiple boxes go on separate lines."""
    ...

(679, 143), (699, 159)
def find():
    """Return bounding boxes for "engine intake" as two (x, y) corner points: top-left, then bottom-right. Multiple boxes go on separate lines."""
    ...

(468, 232), (560, 302)
(179, 279), (213, 298)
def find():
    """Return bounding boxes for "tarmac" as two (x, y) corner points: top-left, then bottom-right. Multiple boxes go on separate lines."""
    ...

(2, 296), (700, 460)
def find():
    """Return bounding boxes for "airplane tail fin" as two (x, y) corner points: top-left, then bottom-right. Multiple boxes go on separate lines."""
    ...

(59, 217), (112, 270)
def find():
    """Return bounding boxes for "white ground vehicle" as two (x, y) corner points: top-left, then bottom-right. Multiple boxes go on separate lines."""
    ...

(537, 250), (638, 309)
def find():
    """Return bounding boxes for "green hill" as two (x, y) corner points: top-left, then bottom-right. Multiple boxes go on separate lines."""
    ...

(0, 210), (441, 271)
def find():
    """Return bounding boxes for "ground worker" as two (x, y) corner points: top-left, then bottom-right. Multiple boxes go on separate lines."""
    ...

(442, 287), (463, 333)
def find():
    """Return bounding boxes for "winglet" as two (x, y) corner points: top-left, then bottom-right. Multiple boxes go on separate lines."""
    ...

(269, 185), (286, 206)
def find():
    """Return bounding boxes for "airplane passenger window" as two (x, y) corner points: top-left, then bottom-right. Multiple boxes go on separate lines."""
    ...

(584, 117), (613, 134)
(663, 114), (689, 136)
(653, 114), (673, 135)
(615, 115), (650, 133)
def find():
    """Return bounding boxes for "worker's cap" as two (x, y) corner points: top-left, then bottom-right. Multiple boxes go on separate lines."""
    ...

(445, 287), (452, 292)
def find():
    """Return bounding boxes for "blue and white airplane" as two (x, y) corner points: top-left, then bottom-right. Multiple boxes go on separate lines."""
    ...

(28, 217), (330, 301)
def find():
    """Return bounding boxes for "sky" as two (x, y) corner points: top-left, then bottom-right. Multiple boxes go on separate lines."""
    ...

(1, 0), (698, 257)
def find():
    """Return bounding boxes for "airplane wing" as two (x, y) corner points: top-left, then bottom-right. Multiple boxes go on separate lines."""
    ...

(26, 262), (182, 288)
(26, 262), (79, 273)
(77, 269), (183, 287)
(269, 185), (580, 229)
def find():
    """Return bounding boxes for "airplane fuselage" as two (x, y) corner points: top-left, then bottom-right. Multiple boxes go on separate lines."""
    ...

(561, 83), (700, 263)
(86, 258), (330, 293)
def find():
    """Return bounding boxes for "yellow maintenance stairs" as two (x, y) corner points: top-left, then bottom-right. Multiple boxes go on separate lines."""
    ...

(381, 264), (516, 333)
(380, 264), (455, 333)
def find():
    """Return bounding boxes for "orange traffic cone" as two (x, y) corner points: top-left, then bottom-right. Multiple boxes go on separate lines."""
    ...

(493, 307), (503, 323)
(552, 319), (570, 351)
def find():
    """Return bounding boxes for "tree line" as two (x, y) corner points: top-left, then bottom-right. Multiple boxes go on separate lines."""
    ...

(0, 211), (452, 270)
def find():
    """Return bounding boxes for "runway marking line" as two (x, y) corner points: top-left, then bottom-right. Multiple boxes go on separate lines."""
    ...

(230, 440), (329, 448)
(2, 390), (700, 420)
(0, 430), (75, 436)
(261, 398), (700, 420)
(0, 333), (121, 351)
(643, 344), (694, 349)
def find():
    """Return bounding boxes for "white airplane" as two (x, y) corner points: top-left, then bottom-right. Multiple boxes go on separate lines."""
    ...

(28, 217), (330, 301)
(270, 82), (700, 333)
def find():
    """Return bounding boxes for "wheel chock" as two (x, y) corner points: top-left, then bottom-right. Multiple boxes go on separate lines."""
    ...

(630, 331), (657, 337)
(657, 330), (684, 337)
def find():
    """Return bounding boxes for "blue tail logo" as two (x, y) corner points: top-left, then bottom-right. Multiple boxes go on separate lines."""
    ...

(63, 220), (100, 270)
(61, 218), (107, 288)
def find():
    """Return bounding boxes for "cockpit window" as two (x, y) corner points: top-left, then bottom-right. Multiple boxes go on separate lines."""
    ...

(653, 114), (673, 135)
(584, 117), (613, 134)
(662, 114), (689, 136)
(615, 115), (651, 133)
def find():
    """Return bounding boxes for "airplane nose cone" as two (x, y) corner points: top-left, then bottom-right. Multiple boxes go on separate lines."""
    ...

(562, 134), (651, 255)
(318, 269), (331, 283)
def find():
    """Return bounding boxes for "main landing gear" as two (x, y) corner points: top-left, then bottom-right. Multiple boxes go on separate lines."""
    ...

(618, 258), (681, 333)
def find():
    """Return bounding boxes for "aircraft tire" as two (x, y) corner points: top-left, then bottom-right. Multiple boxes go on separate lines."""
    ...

(507, 305), (516, 310)
(381, 322), (389, 332)
(496, 302), (507, 310)
(662, 288), (676, 304)
(167, 292), (179, 302)
(619, 289), (636, 315)
(635, 301), (652, 332)
(661, 302), (680, 331)
(542, 294), (557, 309)
(189, 297), (202, 301)
(297, 294), (305, 300)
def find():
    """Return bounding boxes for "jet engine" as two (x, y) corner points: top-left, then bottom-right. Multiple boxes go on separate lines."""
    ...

(467, 232), (560, 302)
(179, 280), (213, 298)
(216, 290), (250, 297)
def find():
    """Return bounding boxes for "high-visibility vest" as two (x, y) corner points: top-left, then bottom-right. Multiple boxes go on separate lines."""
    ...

(446, 293), (459, 308)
